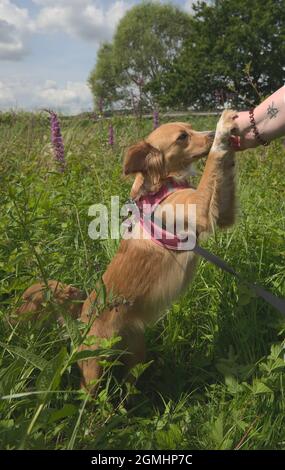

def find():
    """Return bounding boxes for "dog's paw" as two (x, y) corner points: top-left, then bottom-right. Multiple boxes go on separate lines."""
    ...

(213, 109), (238, 150)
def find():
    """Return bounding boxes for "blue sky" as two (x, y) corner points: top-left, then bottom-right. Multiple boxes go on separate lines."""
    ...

(0, 0), (196, 114)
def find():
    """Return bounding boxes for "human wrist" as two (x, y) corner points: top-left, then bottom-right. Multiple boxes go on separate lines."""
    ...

(248, 109), (269, 147)
(233, 110), (252, 135)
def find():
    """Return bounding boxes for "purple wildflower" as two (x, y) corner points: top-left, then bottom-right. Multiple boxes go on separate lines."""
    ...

(153, 109), (159, 129)
(49, 111), (66, 171)
(108, 123), (114, 146)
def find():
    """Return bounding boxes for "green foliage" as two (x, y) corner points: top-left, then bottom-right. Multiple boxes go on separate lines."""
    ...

(88, 2), (192, 111)
(154, 0), (285, 108)
(0, 111), (285, 449)
(88, 0), (285, 110)
(88, 43), (123, 110)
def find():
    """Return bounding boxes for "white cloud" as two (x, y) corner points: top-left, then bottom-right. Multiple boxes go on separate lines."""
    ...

(0, 1), (132, 112)
(34, 0), (131, 42)
(0, 80), (15, 104)
(0, 0), (34, 59)
(32, 0), (90, 5)
(0, 19), (27, 59)
(0, 0), (31, 29)
(0, 0), (131, 61)
(184, 0), (196, 14)
(36, 80), (93, 114)
(0, 78), (93, 114)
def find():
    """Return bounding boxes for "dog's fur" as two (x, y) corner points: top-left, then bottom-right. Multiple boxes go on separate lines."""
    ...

(17, 110), (237, 391)
(16, 280), (85, 322)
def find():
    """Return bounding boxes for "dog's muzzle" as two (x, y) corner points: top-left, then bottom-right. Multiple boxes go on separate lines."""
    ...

(197, 130), (215, 142)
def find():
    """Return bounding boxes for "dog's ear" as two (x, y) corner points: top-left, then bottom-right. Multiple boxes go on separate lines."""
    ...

(124, 140), (166, 198)
(130, 172), (145, 200)
(124, 141), (154, 175)
(146, 150), (165, 186)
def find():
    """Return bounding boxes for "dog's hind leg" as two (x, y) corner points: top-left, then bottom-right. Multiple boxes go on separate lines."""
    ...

(78, 302), (146, 393)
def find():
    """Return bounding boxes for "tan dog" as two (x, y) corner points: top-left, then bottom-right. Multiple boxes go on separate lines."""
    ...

(17, 110), (237, 391)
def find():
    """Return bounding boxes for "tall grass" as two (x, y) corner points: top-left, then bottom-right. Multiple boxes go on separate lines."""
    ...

(0, 111), (284, 450)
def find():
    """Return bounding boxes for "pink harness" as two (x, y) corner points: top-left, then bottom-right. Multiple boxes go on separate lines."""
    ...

(136, 179), (191, 251)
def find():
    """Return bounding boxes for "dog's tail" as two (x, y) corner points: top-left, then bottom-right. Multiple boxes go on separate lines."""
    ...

(16, 280), (86, 322)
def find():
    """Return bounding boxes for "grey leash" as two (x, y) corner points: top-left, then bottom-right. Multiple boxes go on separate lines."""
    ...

(193, 245), (285, 316)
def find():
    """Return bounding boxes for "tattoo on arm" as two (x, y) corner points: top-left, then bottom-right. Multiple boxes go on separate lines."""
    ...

(267, 101), (279, 119)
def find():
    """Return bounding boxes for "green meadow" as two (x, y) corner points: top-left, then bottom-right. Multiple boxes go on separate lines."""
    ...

(0, 112), (284, 450)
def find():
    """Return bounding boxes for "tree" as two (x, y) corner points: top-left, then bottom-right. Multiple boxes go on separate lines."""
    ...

(88, 43), (124, 111)
(89, 0), (285, 111)
(88, 2), (193, 111)
(162, 0), (285, 109)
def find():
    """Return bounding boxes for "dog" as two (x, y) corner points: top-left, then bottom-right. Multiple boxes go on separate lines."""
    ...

(17, 110), (237, 392)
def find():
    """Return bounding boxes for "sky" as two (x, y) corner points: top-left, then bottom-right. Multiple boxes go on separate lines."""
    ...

(0, 0), (197, 114)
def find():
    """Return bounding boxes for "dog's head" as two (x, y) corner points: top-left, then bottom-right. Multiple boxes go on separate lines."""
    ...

(124, 122), (214, 199)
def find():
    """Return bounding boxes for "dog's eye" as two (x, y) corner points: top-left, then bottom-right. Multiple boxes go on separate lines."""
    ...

(177, 132), (189, 142)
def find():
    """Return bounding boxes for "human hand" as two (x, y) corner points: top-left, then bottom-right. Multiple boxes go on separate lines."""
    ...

(230, 131), (260, 151)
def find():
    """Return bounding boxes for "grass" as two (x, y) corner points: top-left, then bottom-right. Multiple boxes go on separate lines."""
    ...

(0, 111), (284, 450)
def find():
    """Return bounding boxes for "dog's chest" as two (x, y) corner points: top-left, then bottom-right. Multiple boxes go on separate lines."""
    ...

(148, 249), (198, 313)
(125, 222), (198, 315)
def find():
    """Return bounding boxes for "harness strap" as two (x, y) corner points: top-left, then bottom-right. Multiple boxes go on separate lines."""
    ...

(137, 179), (191, 250)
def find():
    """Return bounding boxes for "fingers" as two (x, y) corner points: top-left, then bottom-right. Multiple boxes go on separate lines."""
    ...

(230, 135), (242, 151)
(230, 131), (259, 151)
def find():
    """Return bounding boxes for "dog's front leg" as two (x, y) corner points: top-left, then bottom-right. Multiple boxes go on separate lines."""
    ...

(185, 110), (237, 235)
(208, 110), (237, 228)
